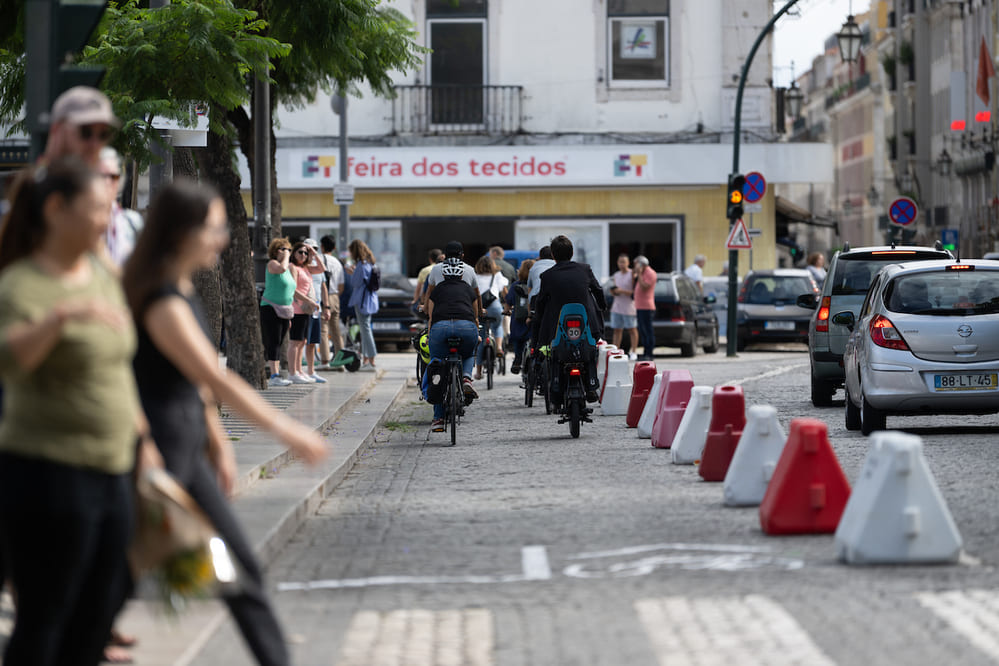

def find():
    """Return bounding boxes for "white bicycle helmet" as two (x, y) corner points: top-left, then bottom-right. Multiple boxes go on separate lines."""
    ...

(441, 258), (465, 280)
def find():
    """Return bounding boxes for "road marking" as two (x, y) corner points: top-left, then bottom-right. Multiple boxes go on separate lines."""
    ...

(916, 589), (999, 660)
(564, 543), (804, 578)
(636, 595), (836, 666)
(335, 608), (494, 666)
(723, 362), (806, 387)
(278, 546), (550, 592)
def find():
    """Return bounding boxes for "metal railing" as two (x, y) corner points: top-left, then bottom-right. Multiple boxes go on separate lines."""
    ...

(392, 85), (523, 135)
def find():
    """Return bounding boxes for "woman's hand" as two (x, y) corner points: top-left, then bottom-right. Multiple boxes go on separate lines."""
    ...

(136, 436), (164, 475)
(277, 419), (328, 465)
(208, 439), (238, 497)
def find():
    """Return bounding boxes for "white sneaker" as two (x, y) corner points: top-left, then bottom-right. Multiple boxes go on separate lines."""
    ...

(309, 373), (328, 384)
(268, 374), (291, 387)
(628, 352), (638, 361)
(358, 364), (376, 372)
(290, 373), (315, 384)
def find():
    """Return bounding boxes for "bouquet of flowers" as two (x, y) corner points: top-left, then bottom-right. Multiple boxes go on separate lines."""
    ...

(129, 469), (238, 612)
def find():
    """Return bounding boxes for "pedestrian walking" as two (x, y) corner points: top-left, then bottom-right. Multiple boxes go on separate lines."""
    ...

(347, 239), (380, 371)
(684, 253), (706, 292)
(123, 180), (327, 666)
(0, 158), (160, 666)
(807, 252), (827, 288)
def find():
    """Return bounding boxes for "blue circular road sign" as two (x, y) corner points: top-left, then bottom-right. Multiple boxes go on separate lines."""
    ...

(743, 171), (766, 203)
(889, 197), (918, 227)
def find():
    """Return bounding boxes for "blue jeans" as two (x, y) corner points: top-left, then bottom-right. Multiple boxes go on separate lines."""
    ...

(475, 300), (504, 364)
(354, 306), (377, 359)
(637, 309), (655, 358)
(429, 319), (478, 420)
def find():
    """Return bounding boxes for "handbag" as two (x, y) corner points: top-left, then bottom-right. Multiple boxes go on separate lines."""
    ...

(262, 298), (294, 319)
(129, 468), (238, 606)
(480, 274), (497, 307)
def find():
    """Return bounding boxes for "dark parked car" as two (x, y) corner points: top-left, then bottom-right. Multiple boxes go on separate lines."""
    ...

(735, 269), (819, 351)
(368, 273), (422, 350)
(604, 272), (719, 357)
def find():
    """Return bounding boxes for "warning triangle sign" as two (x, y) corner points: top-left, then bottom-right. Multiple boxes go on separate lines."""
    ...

(726, 218), (752, 250)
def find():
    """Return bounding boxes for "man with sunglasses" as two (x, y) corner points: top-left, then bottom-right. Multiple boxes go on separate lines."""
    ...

(100, 147), (144, 267)
(42, 86), (119, 167)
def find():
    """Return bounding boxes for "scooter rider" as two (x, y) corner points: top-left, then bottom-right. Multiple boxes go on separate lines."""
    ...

(531, 235), (606, 403)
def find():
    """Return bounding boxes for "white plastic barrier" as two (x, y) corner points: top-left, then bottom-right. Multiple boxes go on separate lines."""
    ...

(597, 345), (618, 393)
(670, 386), (714, 465)
(600, 355), (632, 416)
(835, 431), (963, 564)
(637, 374), (663, 439)
(723, 405), (787, 506)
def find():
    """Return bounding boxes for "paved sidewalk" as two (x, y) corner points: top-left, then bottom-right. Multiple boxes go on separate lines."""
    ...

(0, 354), (415, 665)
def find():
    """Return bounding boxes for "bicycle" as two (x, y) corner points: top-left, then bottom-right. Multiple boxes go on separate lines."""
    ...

(522, 343), (552, 413)
(441, 335), (467, 447)
(479, 316), (499, 390)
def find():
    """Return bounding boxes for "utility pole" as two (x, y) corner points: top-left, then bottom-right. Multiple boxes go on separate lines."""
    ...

(332, 91), (352, 258)
(726, 0), (802, 356)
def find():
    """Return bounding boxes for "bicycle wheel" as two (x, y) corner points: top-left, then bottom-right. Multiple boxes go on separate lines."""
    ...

(541, 359), (553, 415)
(524, 354), (534, 407)
(498, 348), (505, 376)
(416, 354), (427, 386)
(569, 400), (581, 438)
(485, 344), (495, 390)
(449, 363), (460, 447)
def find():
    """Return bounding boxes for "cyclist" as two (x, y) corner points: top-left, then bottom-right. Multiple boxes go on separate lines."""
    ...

(526, 245), (556, 306)
(425, 241), (481, 432)
(504, 259), (534, 374)
(531, 235), (606, 403)
(473, 255), (508, 380)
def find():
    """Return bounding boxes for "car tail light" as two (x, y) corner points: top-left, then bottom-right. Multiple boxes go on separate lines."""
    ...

(947, 264), (975, 271)
(869, 314), (909, 350)
(667, 304), (685, 322)
(816, 296), (831, 332)
(737, 285), (747, 303)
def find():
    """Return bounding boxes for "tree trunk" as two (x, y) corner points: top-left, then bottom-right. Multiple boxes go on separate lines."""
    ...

(197, 130), (267, 388)
(175, 147), (224, 352)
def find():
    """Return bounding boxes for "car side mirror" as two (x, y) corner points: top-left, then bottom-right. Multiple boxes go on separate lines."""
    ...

(796, 293), (818, 309)
(703, 294), (717, 305)
(831, 311), (855, 331)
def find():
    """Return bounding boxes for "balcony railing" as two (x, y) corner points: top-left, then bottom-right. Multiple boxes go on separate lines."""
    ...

(392, 85), (523, 135)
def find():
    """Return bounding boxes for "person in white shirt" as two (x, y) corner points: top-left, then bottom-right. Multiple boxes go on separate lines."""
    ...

(526, 245), (556, 304)
(473, 256), (509, 378)
(684, 254), (706, 292)
(99, 147), (144, 268)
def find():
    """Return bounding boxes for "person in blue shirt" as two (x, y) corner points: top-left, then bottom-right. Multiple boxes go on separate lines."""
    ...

(346, 239), (379, 371)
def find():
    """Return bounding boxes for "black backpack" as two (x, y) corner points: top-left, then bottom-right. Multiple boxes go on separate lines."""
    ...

(365, 264), (381, 292)
(513, 282), (530, 322)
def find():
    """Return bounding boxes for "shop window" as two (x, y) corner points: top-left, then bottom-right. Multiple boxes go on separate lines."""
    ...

(608, 0), (670, 87)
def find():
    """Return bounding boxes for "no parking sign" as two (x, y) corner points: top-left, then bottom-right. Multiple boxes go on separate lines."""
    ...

(889, 197), (918, 227)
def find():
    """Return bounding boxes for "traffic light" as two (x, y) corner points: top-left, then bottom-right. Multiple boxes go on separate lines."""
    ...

(727, 173), (746, 220)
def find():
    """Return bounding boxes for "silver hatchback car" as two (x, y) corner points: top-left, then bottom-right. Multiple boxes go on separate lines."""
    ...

(838, 260), (999, 434)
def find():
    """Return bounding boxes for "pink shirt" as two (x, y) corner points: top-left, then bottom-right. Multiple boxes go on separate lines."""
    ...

(611, 271), (636, 316)
(633, 266), (656, 311)
(291, 264), (315, 315)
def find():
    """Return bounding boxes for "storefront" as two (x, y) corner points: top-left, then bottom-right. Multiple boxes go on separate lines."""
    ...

(244, 143), (831, 279)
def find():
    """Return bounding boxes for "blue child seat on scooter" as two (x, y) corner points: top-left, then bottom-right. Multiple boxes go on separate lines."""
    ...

(551, 303), (597, 349)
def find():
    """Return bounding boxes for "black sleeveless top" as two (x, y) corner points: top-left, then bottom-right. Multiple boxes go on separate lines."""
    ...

(132, 284), (211, 477)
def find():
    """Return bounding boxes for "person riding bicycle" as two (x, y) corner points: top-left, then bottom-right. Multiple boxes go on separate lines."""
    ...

(531, 235), (606, 403)
(425, 241), (481, 432)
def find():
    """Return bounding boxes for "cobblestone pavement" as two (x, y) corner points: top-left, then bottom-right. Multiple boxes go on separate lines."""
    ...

(193, 345), (999, 666)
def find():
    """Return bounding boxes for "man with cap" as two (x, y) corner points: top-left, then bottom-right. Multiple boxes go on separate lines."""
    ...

(43, 86), (120, 167)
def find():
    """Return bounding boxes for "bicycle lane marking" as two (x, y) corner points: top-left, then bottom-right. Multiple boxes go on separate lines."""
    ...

(276, 543), (801, 592)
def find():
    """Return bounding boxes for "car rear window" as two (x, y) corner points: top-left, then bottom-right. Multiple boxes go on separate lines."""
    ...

(741, 275), (814, 304)
(830, 250), (950, 296)
(885, 269), (999, 315)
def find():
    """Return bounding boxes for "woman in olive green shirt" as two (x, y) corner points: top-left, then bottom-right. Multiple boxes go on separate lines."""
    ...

(0, 158), (157, 666)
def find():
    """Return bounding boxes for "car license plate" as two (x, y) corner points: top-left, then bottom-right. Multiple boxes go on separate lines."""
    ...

(372, 322), (400, 331)
(933, 373), (999, 391)
(764, 320), (795, 331)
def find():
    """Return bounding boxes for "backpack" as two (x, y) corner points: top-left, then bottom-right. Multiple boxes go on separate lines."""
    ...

(365, 263), (381, 292)
(513, 282), (530, 322)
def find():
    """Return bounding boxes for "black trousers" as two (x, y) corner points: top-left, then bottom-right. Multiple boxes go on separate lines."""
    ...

(0, 453), (132, 666)
(146, 395), (290, 666)
(260, 305), (291, 362)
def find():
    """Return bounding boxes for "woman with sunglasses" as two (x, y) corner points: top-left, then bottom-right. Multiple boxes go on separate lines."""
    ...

(287, 242), (323, 384)
(123, 180), (327, 666)
(260, 238), (296, 386)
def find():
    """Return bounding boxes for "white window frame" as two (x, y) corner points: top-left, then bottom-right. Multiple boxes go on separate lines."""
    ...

(606, 14), (670, 89)
(426, 18), (488, 130)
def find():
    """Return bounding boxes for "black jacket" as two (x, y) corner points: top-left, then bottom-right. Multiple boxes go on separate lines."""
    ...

(532, 260), (606, 346)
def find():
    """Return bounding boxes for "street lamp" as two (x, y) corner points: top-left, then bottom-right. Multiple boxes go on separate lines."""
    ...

(786, 81), (804, 119)
(836, 15), (863, 64)
(936, 149), (953, 176)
